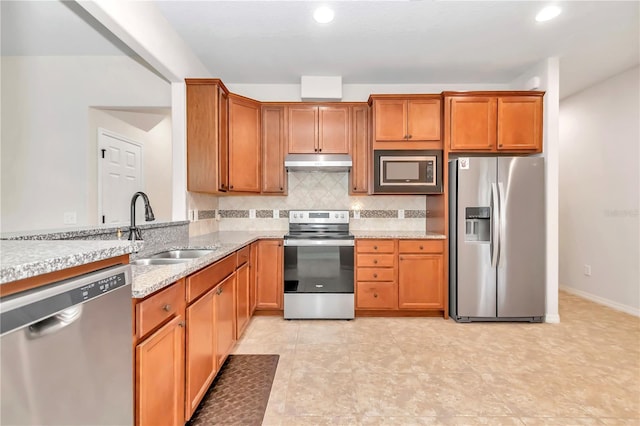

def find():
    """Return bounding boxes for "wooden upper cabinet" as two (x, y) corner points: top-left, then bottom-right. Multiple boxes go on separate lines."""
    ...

(288, 105), (350, 154)
(262, 106), (287, 194)
(371, 96), (441, 148)
(445, 91), (544, 153)
(228, 94), (261, 193)
(350, 105), (369, 194)
(186, 79), (229, 194)
(318, 106), (350, 153)
(288, 105), (318, 153)
(497, 96), (542, 151)
(449, 96), (497, 151)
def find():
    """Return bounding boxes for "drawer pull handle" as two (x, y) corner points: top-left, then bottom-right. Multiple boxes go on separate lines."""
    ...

(373, 293), (378, 298)
(373, 259), (378, 264)
(373, 273), (378, 278)
(178, 321), (185, 328)
(162, 304), (172, 312)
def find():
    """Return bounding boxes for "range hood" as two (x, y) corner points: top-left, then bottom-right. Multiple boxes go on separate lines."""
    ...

(284, 154), (352, 172)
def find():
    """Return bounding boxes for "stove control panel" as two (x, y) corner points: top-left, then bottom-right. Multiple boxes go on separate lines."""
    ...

(289, 210), (349, 224)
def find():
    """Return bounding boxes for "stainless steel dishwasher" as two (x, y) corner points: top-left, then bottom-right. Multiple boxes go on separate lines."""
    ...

(0, 264), (133, 425)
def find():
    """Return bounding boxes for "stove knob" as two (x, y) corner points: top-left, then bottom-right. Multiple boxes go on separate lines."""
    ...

(340, 213), (345, 219)
(293, 213), (298, 219)
(334, 213), (338, 218)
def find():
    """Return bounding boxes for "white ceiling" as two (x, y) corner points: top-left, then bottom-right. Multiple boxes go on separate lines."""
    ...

(2, 1), (638, 99)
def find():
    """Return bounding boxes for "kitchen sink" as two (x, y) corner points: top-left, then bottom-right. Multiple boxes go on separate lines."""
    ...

(150, 249), (216, 259)
(130, 258), (192, 266)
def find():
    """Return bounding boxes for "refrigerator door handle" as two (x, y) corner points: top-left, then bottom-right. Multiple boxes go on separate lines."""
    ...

(490, 182), (500, 268)
(498, 182), (507, 267)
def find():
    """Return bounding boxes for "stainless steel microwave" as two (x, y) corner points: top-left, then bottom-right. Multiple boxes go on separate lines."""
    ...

(373, 150), (443, 194)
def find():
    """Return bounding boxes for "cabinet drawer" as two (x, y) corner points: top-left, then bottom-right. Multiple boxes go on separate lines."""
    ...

(357, 254), (395, 268)
(356, 267), (395, 282)
(186, 254), (236, 303)
(236, 245), (250, 267)
(136, 280), (184, 339)
(357, 240), (395, 254)
(356, 282), (397, 309)
(398, 240), (444, 254)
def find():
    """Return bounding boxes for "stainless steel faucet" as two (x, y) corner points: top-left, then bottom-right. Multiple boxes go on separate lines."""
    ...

(129, 192), (155, 242)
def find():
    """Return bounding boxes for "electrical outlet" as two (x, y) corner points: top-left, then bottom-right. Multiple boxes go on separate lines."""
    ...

(398, 209), (405, 219)
(188, 210), (196, 221)
(63, 212), (77, 224)
(353, 210), (360, 219)
(583, 264), (592, 277)
(273, 209), (279, 219)
(215, 210), (221, 221)
(249, 209), (256, 219)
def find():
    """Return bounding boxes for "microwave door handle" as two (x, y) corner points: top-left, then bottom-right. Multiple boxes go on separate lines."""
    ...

(490, 183), (499, 268)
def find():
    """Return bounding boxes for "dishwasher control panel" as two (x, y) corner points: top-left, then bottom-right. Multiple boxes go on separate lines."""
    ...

(78, 273), (127, 302)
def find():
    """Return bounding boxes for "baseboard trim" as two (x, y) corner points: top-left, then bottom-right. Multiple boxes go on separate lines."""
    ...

(560, 286), (640, 317)
(544, 313), (560, 323)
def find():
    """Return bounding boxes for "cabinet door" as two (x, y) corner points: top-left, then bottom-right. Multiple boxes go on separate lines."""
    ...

(228, 95), (261, 192)
(185, 290), (215, 419)
(497, 96), (542, 151)
(214, 274), (236, 369)
(218, 89), (229, 192)
(449, 97), (497, 151)
(288, 106), (318, 153)
(136, 315), (185, 426)
(235, 263), (250, 339)
(249, 242), (259, 315)
(374, 99), (407, 141)
(186, 81), (225, 194)
(350, 105), (369, 194)
(407, 99), (441, 141)
(398, 254), (444, 309)
(256, 240), (283, 310)
(318, 106), (350, 153)
(262, 106), (287, 193)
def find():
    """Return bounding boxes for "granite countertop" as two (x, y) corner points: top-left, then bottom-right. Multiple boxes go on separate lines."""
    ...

(0, 240), (141, 284)
(131, 231), (285, 298)
(352, 230), (446, 239)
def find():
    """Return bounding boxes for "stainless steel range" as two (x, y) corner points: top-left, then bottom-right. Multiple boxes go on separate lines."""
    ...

(283, 210), (354, 319)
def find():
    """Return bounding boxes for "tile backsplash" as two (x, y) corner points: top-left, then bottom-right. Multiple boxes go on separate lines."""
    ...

(217, 172), (427, 232)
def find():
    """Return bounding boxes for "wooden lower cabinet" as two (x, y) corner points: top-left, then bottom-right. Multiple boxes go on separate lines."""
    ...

(398, 254), (444, 310)
(214, 274), (236, 369)
(185, 289), (216, 419)
(235, 262), (250, 338)
(136, 315), (185, 426)
(255, 239), (283, 310)
(356, 282), (397, 309)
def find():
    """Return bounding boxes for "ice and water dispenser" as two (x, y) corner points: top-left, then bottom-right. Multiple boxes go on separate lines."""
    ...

(464, 207), (491, 242)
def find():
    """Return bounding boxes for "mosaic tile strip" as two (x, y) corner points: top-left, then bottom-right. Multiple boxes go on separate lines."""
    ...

(405, 210), (427, 218)
(279, 210), (290, 219)
(198, 210), (216, 220)
(219, 210), (249, 219)
(256, 210), (273, 219)
(360, 210), (398, 219)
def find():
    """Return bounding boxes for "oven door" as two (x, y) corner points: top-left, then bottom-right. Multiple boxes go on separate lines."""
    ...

(283, 240), (355, 319)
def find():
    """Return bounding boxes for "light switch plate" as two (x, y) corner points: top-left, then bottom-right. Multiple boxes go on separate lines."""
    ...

(398, 209), (405, 219)
(353, 210), (360, 219)
(63, 212), (77, 224)
(249, 209), (256, 219)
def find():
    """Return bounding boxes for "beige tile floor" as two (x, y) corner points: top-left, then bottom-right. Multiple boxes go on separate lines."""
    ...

(232, 291), (640, 425)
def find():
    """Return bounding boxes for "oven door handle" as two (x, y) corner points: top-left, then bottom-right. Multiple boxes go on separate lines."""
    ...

(283, 239), (355, 247)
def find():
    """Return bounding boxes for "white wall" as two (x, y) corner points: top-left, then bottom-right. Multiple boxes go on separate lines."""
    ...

(227, 83), (510, 102)
(559, 66), (640, 316)
(1, 55), (171, 232)
(510, 57), (561, 323)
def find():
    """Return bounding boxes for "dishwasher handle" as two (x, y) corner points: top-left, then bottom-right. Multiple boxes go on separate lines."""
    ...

(27, 305), (83, 339)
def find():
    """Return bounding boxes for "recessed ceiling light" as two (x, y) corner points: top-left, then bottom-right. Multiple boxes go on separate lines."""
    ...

(313, 7), (334, 24)
(536, 5), (561, 22)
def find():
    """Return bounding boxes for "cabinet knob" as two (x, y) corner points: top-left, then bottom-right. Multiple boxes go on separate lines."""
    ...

(499, 144), (503, 147)
(373, 293), (378, 298)
(373, 259), (378, 264)
(353, 186), (357, 190)
(162, 304), (171, 312)
(419, 245), (424, 250)
(280, 187), (283, 191)
(373, 273), (378, 278)
(230, 185), (234, 189)
(408, 134), (412, 139)
(216, 287), (222, 295)
(318, 148), (322, 152)
(373, 245), (378, 250)
(178, 321), (186, 328)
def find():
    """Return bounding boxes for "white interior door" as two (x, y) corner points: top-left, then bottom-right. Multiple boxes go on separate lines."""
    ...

(98, 129), (143, 226)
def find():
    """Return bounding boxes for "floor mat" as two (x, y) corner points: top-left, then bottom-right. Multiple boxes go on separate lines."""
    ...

(187, 354), (280, 426)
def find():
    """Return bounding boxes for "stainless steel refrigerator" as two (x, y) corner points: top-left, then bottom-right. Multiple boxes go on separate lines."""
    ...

(449, 157), (545, 322)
